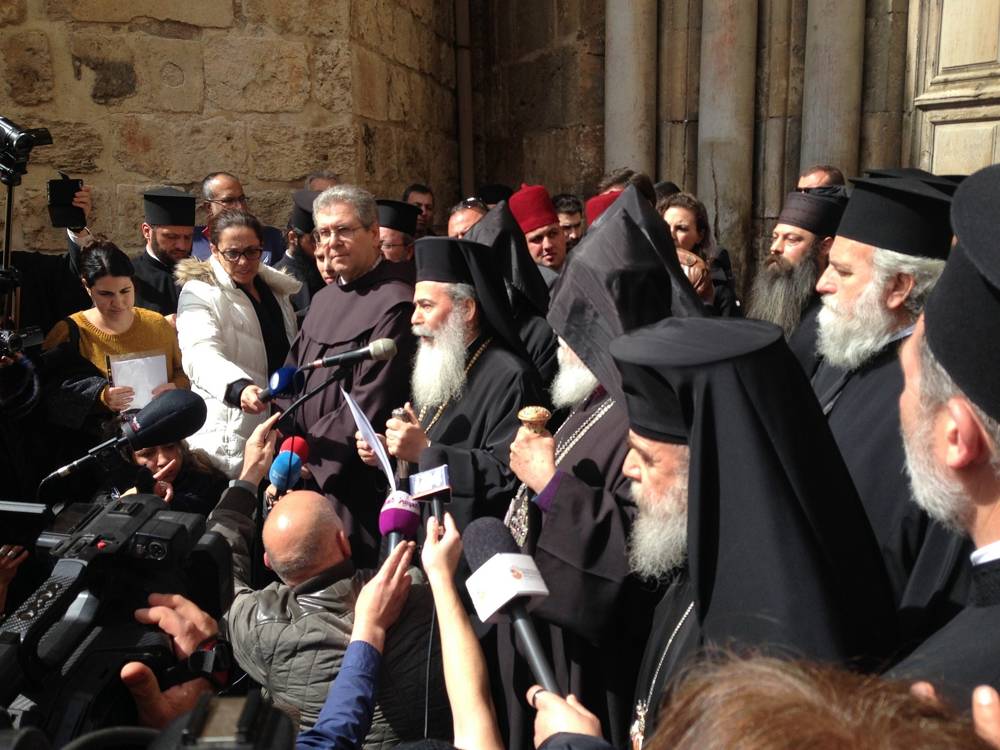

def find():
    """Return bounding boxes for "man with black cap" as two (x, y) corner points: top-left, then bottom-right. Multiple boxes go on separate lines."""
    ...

(376, 199), (420, 266)
(279, 185), (417, 567)
(494, 186), (692, 749)
(464, 200), (558, 386)
(358, 236), (545, 528)
(275, 189), (325, 320)
(885, 164), (1000, 705)
(745, 190), (846, 336)
(133, 187), (196, 319)
(609, 317), (898, 746)
(791, 176), (970, 650)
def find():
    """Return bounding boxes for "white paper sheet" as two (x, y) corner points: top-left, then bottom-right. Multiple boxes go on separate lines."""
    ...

(109, 353), (167, 410)
(341, 387), (395, 492)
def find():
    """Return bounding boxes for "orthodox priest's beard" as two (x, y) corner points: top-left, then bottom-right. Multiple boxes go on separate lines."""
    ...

(411, 310), (471, 412)
(901, 404), (973, 533)
(816, 279), (898, 371)
(627, 471), (689, 580)
(550, 346), (600, 409)
(745, 248), (821, 337)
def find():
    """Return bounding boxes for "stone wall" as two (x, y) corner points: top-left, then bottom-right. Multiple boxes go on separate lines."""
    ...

(0, 0), (457, 252)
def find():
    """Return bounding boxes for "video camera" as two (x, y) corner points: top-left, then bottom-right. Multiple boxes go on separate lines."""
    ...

(0, 494), (231, 747)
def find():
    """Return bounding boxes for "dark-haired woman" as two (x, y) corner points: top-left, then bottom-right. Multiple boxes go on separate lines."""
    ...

(176, 209), (299, 477)
(42, 239), (188, 416)
(133, 441), (228, 516)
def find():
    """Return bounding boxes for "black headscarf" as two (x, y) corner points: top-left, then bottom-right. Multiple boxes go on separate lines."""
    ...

(611, 317), (898, 665)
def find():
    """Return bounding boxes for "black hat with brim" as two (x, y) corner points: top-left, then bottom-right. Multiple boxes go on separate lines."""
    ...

(144, 187), (195, 226)
(289, 189), (319, 234)
(377, 199), (420, 236)
(777, 191), (847, 237)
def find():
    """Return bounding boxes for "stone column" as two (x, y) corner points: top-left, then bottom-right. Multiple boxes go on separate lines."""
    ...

(799, 0), (865, 176)
(604, 0), (658, 174)
(696, 0), (758, 275)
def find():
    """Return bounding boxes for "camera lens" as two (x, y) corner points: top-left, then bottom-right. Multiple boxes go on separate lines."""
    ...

(147, 541), (167, 560)
(0, 329), (23, 356)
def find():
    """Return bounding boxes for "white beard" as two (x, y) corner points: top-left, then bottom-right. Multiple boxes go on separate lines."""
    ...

(902, 405), (973, 534)
(627, 474), (689, 580)
(411, 311), (471, 412)
(816, 279), (899, 370)
(550, 346), (600, 410)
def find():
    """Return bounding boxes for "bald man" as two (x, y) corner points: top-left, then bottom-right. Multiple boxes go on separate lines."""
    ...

(207, 416), (450, 739)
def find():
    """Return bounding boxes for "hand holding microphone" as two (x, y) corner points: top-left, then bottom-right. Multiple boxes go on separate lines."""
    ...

(385, 402), (429, 463)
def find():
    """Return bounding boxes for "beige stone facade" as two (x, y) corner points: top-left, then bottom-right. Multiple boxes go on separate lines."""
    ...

(1, 0), (457, 251)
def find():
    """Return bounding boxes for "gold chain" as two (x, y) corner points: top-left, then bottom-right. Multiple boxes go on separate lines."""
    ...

(417, 337), (493, 434)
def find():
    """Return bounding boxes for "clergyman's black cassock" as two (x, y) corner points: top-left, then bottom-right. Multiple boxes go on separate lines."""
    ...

(493, 199), (699, 749)
(464, 200), (559, 387)
(610, 318), (898, 742)
(132, 251), (183, 316)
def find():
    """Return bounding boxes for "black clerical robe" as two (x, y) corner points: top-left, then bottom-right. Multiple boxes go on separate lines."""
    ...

(516, 309), (559, 388)
(807, 335), (970, 652)
(280, 260), (416, 567)
(886, 557), (1000, 708)
(496, 393), (643, 749)
(418, 338), (544, 529)
(132, 251), (182, 316)
(274, 249), (324, 321)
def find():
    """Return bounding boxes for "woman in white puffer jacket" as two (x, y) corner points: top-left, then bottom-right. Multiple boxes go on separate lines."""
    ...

(175, 210), (300, 477)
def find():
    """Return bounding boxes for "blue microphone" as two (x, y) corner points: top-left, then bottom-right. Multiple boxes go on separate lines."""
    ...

(260, 366), (301, 403)
(268, 451), (303, 492)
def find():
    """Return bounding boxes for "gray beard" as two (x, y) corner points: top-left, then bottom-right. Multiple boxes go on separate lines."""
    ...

(902, 405), (973, 534)
(411, 312), (470, 412)
(816, 279), (899, 370)
(745, 250), (821, 337)
(550, 349), (600, 410)
(627, 477), (689, 580)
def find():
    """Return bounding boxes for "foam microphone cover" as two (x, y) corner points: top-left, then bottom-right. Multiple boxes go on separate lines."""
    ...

(463, 516), (520, 573)
(123, 389), (207, 451)
(370, 338), (397, 361)
(269, 451), (303, 492)
(279, 436), (310, 462)
(378, 491), (421, 537)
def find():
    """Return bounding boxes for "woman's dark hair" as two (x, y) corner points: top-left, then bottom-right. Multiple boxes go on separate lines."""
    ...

(79, 238), (135, 287)
(209, 209), (264, 246)
(661, 191), (714, 259)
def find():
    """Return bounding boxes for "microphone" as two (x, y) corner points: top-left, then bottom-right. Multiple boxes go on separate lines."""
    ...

(300, 339), (396, 371)
(463, 517), (558, 694)
(410, 454), (451, 523)
(260, 366), (302, 403)
(50, 390), (208, 478)
(279, 435), (309, 463)
(378, 490), (421, 552)
(268, 451), (303, 493)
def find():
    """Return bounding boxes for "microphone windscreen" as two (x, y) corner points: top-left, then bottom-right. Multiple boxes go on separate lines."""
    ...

(124, 390), (207, 451)
(269, 451), (303, 491)
(378, 491), (421, 537)
(463, 516), (519, 573)
(370, 338), (397, 361)
(279, 436), (310, 462)
(268, 366), (301, 396)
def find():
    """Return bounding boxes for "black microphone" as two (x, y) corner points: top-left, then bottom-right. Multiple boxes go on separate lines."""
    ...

(300, 338), (396, 371)
(259, 366), (301, 403)
(50, 390), (208, 478)
(463, 517), (560, 694)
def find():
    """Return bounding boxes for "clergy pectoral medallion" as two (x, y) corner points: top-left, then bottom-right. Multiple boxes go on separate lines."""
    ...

(630, 700), (647, 750)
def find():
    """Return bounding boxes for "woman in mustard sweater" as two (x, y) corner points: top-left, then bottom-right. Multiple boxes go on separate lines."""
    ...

(42, 240), (188, 420)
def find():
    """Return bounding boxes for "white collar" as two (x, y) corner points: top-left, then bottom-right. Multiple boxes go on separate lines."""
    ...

(970, 538), (1000, 566)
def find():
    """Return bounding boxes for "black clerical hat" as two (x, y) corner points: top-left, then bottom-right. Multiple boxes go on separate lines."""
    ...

(477, 183), (514, 205)
(144, 187), (195, 226)
(924, 163), (1000, 421)
(414, 237), (527, 360)
(288, 189), (319, 234)
(777, 191), (846, 237)
(836, 177), (952, 259)
(547, 209), (674, 400)
(865, 167), (965, 195)
(377, 199), (420, 236)
(464, 199), (550, 316)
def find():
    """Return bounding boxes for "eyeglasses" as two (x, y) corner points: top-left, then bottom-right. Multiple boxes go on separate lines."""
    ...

(312, 224), (364, 244)
(207, 195), (249, 207)
(380, 241), (408, 251)
(220, 246), (263, 263)
(459, 197), (488, 211)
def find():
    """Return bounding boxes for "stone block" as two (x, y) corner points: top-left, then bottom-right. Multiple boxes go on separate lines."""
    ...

(205, 38), (309, 112)
(352, 46), (390, 120)
(113, 115), (248, 182)
(392, 3), (420, 68)
(860, 111), (902, 169)
(0, 0), (25, 25)
(70, 32), (137, 105)
(135, 37), (203, 112)
(508, 50), (566, 131)
(13, 188), (63, 252)
(312, 39), (352, 111)
(431, 0), (454, 40)
(556, 0), (583, 38)
(437, 38), (455, 89)
(28, 120), (103, 173)
(358, 121), (397, 183)
(387, 65), (412, 122)
(113, 183), (151, 244)
(513, 0), (554, 58)
(3, 30), (54, 106)
(247, 122), (356, 182)
(244, 189), (294, 231)
(69, 0), (233, 27)
(352, 0), (380, 43)
(243, 0), (350, 37)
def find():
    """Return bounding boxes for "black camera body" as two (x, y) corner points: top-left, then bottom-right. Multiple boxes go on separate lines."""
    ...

(0, 495), (231, 746)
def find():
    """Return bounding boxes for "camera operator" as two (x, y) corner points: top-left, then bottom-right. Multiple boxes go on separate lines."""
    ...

(205, 414), (450, 744)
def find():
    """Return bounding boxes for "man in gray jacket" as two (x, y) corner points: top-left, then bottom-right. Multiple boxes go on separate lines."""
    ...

(207, 414), (450, 744)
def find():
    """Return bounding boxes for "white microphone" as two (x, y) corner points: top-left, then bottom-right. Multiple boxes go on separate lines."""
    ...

(300, 339), (397, 371)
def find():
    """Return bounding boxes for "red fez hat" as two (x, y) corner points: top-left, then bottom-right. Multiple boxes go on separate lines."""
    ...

(509, 183), (558, 235)
(585, 190), (622, 225)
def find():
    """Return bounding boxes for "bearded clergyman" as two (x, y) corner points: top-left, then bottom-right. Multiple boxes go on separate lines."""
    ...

(745, 190), (845, 337)
(790, 175), (971, 651)
(358, 236), (545, 528)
